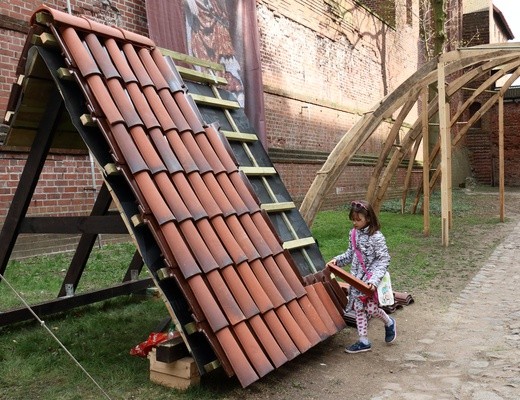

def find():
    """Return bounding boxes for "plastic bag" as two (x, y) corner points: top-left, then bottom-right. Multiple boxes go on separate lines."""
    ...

(129, 332), (169, 358)
(377, 271), (394, 306)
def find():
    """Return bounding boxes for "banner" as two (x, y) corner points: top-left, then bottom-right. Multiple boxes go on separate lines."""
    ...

(146, 0), (266, 146)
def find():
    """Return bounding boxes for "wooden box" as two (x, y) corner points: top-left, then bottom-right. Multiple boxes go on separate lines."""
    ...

(148, 348), (200, 390)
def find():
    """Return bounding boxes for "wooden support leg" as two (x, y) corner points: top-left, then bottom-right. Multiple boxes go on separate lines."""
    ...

(0, 89), (64, 279)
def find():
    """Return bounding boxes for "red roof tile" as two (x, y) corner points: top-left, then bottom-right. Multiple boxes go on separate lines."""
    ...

(5, 5), (348, 388)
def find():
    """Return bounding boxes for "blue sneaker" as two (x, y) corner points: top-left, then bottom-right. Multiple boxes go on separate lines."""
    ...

(345, 341), (372, 353)
(385, 317), (396, 343)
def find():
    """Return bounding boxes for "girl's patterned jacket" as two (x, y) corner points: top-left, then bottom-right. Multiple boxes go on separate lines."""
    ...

(334, 226), (391, 307)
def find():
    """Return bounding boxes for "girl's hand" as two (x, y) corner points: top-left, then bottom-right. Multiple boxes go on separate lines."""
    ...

(367, 283), (376, 292)
(326, 259), (337, 268)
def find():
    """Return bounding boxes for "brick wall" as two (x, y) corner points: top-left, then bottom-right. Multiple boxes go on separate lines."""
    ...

(0, 1), (145, 257)
(258, 0), (423, 207)
(0, 0), (428, 258)
(488, 102), (520, 186)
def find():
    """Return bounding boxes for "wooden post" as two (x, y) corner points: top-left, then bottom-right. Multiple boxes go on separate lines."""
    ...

(421, 88), (430, 236)
(499, 94), (505, 222)
(438, 58), (451, 246)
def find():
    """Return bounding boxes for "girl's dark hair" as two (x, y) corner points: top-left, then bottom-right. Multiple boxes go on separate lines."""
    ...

(348, 200), (381, 235)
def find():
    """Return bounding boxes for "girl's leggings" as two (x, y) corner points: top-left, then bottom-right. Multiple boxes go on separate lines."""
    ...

(355, 298), (391, 337)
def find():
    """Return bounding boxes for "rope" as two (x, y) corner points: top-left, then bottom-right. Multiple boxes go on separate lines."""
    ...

(0, 272), (112, 400)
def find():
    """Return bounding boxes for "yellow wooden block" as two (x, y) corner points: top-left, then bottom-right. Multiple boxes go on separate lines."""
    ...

(148, 349), (200, 390)
(149, 370), (200, 390)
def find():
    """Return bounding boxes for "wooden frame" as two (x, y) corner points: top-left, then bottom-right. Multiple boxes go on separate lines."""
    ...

(300, 43), (520, 245)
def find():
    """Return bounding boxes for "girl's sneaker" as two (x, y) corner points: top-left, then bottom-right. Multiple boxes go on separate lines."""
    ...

(385, 317), (397, 343)
(345, 341), (372, 353)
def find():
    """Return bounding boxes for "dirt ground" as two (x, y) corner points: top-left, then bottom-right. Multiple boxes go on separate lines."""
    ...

(205, 188), (520, 400)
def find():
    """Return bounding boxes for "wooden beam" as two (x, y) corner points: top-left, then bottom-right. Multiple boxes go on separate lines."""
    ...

(0, 278), (154, 327)
(421, 88), (430, 236)
(239, 166), (277, 176)
(261, 202), (296, 212)
(326, 264), (372, 296)
(282, 237), (316, 250)
(499, 94), (505, 222)
(0, 89), (64, 279)
(189, 93), (240, 109)
(438, 58), (451, 246)
(221, 130), (258, 142)
(19, 215), (128, 234)
(57, 183), (115, 297)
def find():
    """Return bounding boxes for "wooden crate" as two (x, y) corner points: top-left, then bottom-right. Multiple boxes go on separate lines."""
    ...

(148, 348), (200, 390)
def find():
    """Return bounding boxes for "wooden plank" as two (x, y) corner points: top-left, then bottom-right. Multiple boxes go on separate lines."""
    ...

(148, 350), (199, 379)
(57, 183), (114, 297)
(438, 58), (451, 246)
(189, 93), (240, 109)
(0, 278), (154, 326)
(176, 65), (228, 85)
(19, 215), (128, 234)
(32, 32), (58, 48)
(159, 47), (225, 71)
(421, 88), (430, 236)
(282, 237), (315, 250)
(261, 202), (295, 212)
(499, 94), (505, 222)
(326, 264), (372, 296)
(0, 89), (63, 279)
(239, 166), (277, 176)
(155, 336), (190, 363)
(221, 130), (258, 142)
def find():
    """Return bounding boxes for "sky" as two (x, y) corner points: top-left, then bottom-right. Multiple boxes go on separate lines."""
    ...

(493, 0), (520, 41)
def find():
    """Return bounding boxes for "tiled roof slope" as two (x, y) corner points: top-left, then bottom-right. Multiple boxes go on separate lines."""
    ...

(4, 5), (346, 387)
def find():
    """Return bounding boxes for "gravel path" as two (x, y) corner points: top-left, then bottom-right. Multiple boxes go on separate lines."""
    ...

(372, 219), (520, 399)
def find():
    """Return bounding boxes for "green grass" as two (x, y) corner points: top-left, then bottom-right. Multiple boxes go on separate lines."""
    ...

(0, 188), (509, 399)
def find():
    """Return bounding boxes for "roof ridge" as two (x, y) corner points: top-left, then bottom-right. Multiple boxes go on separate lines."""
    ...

(30, 4), (155, 48)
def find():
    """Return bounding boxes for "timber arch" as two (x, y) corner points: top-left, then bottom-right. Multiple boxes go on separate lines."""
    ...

(300, 43), (520, 244)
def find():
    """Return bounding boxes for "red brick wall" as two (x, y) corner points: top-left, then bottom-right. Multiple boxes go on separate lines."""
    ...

(0, 1), (146, 257)
(0, 0), (430, 258)
(258, 0), (423, 207)
(487, 102), (520, 186)
(0, 1), (148, 121)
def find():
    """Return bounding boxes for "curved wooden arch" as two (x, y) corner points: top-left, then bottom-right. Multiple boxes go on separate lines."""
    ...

(301, 43), (520, 239)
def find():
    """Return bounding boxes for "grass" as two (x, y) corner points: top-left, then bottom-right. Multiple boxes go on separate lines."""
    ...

(0, 188), (509, 399)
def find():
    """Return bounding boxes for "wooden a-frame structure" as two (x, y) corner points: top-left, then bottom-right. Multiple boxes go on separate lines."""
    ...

(300, 43), (520, 246)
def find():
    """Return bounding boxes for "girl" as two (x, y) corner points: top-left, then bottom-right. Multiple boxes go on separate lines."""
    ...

(327, 200), (396, 353)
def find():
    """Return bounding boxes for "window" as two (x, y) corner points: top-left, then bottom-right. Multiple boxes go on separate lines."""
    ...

(355, 0), (396, 27)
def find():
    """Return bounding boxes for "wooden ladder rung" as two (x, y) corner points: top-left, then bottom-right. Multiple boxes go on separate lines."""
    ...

(189, 93), (240, 109)
(221, 130), (258, 142)
(261, 201), (295, 212)
(282, 237), (315, 250)
(239, 166), (277, 176)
